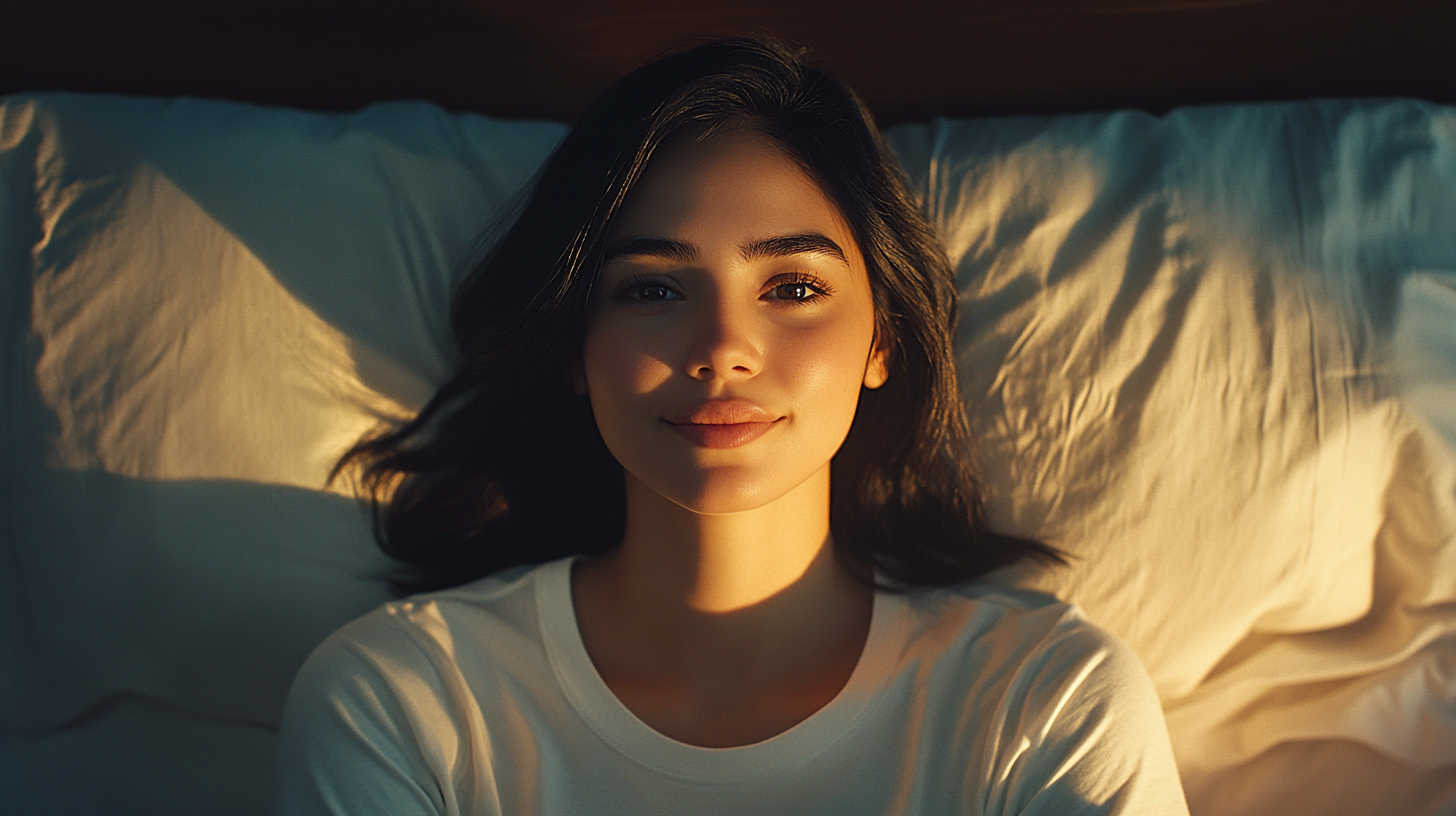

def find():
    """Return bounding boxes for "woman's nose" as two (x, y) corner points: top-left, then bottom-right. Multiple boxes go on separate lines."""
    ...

(682, 296), (762, 381)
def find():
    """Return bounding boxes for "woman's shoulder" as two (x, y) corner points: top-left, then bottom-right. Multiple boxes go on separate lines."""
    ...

(887, 582), (1187, 812)
(894, 580), (1153, 701)
(902, 580), (1109, 649)
(297, 557), (566, 685)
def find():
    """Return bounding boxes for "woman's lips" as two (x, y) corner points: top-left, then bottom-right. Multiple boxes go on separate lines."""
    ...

(666, 420), (777, 449)
(664, 400), (780, 449)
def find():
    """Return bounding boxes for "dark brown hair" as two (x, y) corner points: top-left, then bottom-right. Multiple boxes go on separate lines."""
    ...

(338, 36), (1060, 593)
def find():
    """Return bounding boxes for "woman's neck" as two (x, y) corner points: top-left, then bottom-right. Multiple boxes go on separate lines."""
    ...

(570, 465), (874, 745)
(614, 467), (844, 612)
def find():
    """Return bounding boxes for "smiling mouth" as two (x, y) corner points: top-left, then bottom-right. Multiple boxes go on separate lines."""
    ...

(664, 400), (781, 449)
(664, 420), (778, 449)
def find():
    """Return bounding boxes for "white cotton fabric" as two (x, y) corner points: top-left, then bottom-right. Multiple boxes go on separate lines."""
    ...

(275, 558), (1188, 816)
(0, 93), (565, 814)
(887, 103), (1456, 794)
(2, 92), (1455, 815)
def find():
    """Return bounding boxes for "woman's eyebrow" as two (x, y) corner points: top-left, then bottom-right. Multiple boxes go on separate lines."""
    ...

(602, 233), (848, 266)
(602, 237), (698, 264)
(742, 233), (847, 265)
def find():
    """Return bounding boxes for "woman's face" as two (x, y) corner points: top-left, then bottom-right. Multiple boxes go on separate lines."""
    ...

(582, 128), (887, 515)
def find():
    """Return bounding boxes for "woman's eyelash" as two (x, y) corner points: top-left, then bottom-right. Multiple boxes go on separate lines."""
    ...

(607, 272), (834, 304)
(611, 275), (680, 303)
(767, 273), (834, 303)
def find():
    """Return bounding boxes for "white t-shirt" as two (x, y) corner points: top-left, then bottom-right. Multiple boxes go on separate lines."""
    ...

(275, 557), (1188, 815)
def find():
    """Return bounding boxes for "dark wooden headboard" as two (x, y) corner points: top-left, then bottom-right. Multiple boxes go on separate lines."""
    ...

(4, 0), (1453, 123)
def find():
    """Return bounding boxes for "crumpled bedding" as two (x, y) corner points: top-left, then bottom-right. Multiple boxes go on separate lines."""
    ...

(1, 93), (1453, 815)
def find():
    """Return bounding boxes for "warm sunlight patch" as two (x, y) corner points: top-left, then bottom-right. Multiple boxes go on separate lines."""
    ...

(30, 165), (419, 495)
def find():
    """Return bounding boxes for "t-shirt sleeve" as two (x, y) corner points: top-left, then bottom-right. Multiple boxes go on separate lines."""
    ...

(980, 615), (1190, 816)
(273, 616), (464, 816)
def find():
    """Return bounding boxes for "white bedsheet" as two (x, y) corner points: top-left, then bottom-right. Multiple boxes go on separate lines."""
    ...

(1, 93), (1453, 815)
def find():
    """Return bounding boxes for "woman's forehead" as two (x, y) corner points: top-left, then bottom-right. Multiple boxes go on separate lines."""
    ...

(610, 128), (860, 254)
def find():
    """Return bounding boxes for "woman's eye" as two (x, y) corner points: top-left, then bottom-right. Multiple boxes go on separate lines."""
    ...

(634, 283), (675, 302)
(767, 277), (831, 303)
(613, 277), (681, 304)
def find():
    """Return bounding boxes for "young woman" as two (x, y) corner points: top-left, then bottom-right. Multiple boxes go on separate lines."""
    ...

(275, 37), (1189, 815)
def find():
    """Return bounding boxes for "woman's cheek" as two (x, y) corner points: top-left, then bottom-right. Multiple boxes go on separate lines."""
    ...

(588, 322), (662, 394)
(795, 319), (876, 389)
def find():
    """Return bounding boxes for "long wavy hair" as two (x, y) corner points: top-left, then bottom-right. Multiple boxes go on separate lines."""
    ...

(338, 36), (1061, 594)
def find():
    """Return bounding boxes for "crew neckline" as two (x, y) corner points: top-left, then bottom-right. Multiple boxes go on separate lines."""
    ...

(535, 556), (906, 781)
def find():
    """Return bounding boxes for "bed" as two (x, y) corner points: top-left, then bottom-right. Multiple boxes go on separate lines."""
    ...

(3, 2), (1455, 814)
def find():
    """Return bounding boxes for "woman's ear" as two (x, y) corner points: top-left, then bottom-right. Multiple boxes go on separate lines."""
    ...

(863, 334), (889, 390)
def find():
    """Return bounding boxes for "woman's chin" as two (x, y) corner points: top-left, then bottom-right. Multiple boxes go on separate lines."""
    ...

(659, 480), (788, 516)
(628, 464), (829, 519)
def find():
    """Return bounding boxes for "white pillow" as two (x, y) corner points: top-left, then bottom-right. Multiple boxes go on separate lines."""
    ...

(887, 102), (1456, 774)
(0, 93), (565, 813)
